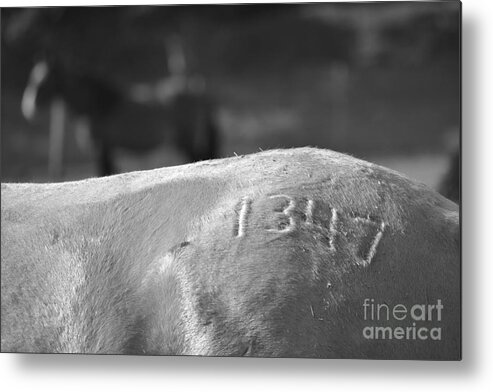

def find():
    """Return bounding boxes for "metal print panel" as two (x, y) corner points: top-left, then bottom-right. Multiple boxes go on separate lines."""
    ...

(0, 2), (461, 359)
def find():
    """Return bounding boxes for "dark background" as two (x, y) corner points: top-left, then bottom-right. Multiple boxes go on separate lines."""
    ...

(0, 2), (460, 190)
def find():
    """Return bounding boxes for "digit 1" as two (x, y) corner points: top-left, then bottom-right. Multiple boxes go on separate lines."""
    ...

(235, 196), (252, 237)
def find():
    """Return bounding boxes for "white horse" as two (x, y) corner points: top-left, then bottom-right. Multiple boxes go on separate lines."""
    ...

(1, 147), (460, 359)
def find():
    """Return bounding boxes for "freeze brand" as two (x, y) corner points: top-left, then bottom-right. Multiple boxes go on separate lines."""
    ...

(362, 298), (443, 341)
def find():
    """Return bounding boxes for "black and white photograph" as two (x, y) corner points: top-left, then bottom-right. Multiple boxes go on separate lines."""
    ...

(7, 0), (493, 390)
(1, 1), (462, 361)
(0, 1), (468, 367)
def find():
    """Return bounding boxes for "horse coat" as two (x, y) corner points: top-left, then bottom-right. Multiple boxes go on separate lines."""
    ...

(0, 147), (461, 359)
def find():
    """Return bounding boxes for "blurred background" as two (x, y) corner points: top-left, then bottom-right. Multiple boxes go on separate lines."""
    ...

(0, 2), (460, 201)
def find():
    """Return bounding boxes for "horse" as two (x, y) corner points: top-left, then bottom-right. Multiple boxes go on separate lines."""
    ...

(1, 147), (460, 359)
(21, 47), (219, 178)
